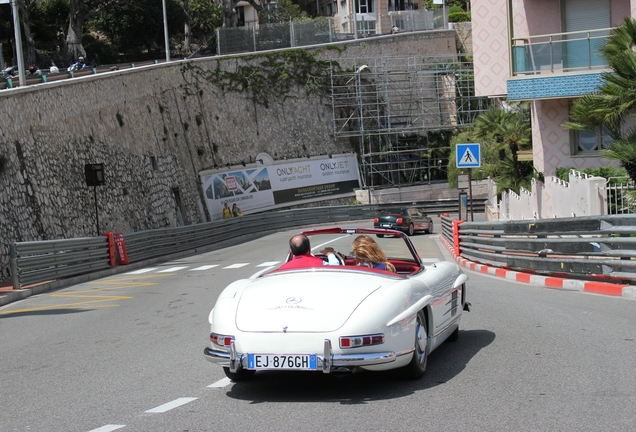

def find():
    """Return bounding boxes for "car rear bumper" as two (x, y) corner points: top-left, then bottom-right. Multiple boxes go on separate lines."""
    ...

(204, 339), (412, 373)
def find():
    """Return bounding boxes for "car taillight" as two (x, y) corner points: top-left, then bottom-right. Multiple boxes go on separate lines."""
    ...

(396, 218), (403, 224)
(340, 334), (384, 348)
(373, 217), (379, 223)
(210, 333), (234, 347)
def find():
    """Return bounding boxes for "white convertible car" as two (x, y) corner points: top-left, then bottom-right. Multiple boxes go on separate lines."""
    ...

(204, 227), (470, 381)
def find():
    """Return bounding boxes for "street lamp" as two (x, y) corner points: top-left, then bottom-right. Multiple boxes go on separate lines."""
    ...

(0, 0), (26, 86)
(162, 0), (170, 62)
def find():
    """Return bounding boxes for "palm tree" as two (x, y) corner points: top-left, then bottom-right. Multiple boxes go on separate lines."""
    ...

(471, 104), (534, 191)
(565, 17), (636, 181)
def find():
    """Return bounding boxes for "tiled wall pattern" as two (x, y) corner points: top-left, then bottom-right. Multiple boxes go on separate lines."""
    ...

(508, 73), (605, 100)
(471, 0), (509, 96)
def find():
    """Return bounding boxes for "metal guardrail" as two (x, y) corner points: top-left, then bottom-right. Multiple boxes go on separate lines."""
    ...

(9, 200), (479, 289)
(9, 236), (112, 288)
(452, 215), (636, 282)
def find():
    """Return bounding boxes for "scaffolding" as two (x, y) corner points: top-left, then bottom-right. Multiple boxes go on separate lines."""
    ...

(330, 55), (492, 189)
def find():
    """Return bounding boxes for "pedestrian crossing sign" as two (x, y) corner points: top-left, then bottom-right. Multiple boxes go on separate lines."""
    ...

(456, 143), (481, 168)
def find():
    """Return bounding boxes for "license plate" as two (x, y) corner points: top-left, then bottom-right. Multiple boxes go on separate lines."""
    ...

(382, 224), (391, 228)
(247, 354), (317, 370)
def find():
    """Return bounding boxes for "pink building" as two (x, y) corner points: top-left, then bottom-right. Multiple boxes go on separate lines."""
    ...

(472, 0), (633, 211)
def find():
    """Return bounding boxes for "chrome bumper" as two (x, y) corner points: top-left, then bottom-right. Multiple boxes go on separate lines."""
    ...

(203, 339), (408, 374)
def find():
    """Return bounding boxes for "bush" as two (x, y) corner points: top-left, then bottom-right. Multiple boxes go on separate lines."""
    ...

(448, 5), (464, 14)
(82, 33), (119, 64)
(448, 12), (471, 22)
(555, 166), (629, 185)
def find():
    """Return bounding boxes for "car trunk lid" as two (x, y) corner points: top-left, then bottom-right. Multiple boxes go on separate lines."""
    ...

(235, 271), (389, 333)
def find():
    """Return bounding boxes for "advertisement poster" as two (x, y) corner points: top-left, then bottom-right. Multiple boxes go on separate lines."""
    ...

(200, 154), (361, 220)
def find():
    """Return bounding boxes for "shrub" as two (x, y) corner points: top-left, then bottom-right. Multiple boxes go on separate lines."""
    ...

(448, 12), (471, 22)
(448, 5), (464, 14)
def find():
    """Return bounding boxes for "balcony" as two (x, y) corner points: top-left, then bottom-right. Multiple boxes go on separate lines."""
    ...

(511, 28), (612, 76)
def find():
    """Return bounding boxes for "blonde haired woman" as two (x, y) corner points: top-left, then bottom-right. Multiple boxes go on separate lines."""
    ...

(352, 235), (396, 272)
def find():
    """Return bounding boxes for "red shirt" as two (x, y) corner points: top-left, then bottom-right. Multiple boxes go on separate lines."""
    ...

(278, 254), (324, 270)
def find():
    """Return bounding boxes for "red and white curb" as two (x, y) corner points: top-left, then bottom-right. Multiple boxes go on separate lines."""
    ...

(439, 235), (636, 298)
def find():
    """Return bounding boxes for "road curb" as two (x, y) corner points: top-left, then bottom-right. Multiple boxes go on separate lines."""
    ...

(439, 234), (635, 298)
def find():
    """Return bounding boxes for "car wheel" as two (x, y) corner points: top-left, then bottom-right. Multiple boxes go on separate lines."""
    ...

(376, 234), (385, 238)
(223, 367), (255, 381)
(426, 222), (434, 234)
(407, 223), (414, 236)
(403, 310), (428, 379)
(448, 325), (459, 342)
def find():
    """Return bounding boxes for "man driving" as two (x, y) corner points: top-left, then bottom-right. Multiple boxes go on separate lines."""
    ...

(278, 234), (325, 270)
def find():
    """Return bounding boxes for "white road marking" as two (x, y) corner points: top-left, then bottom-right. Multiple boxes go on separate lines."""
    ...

(223, 263), (249, 269)
(207, 377), (233, 388)
(88, 425), (126, 432)
(125, 268), (157, 274)
(145, 397), (198, 413)
(191, 265), (219, 271)
(158, 266), (188, 273)
(257, 261), (280, 267)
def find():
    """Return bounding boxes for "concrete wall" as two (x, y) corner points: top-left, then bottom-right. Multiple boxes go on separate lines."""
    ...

(498, 170), (607, 220)
(0, 30), (459, 281)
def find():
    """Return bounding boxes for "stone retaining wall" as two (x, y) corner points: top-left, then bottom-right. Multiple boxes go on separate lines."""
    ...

(0, 30), (459, 281)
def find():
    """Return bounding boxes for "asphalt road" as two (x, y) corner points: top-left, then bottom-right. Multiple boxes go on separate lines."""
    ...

(1, 222), (635, 432)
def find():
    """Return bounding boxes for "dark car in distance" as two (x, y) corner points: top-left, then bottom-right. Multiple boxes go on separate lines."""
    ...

(373, 208), (433, 236)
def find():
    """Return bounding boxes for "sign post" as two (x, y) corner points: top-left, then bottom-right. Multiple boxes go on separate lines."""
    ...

(85, 163), (105, 236)
(456, 143), (481, 221)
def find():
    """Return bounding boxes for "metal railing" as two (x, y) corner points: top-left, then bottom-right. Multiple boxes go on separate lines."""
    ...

(442, 214), (636, 283)
(217, 18), (351, 55)
(605, 179), (636, 215)
(9, 200), (480, 289)
(9, 236), (113, 288)
(511, 28), (611, 75)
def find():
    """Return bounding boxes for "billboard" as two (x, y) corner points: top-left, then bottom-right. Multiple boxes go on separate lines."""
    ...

(200, 154), (361, 220)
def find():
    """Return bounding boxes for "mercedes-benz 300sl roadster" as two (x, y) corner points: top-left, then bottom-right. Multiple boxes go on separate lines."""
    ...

(204, 227), (470, 381)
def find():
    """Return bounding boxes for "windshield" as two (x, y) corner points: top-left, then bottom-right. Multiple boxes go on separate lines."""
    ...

(302, 228), (420, 262)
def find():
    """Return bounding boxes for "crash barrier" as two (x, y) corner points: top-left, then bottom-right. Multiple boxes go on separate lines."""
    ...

(440, 213), (636, 283)
(9, 234), (115, 289)
(9, 199), (483, 289)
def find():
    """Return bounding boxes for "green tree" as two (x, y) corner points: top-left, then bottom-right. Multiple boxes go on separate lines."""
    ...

(260, 0), (308, 24)
(64, 0), (133, 62)
(93, 0), (186, 58)
(448, 104), (536, 193)
(29, 0), (69, 43)
(565, 17), (636, 182)
(422, 0), (467, 10)
(189, 0), (223, 36)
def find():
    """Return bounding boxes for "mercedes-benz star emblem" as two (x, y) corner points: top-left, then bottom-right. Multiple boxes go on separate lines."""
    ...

(286, 297), (302, 304)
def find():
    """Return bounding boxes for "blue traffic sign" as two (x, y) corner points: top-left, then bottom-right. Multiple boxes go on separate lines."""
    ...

(456, 143), (481, 168)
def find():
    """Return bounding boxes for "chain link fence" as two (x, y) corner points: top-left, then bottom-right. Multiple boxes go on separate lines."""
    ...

(217, 8), (448, 56)
(217, 17), (352, 55)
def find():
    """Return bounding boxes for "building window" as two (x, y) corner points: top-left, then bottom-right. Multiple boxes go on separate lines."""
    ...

(237, 6), (245, 27)
(356, 19), (376, 35)
(570, 125), (613, 155)
(341, 0), (347, 14)
(333, 1), (338, 13)
(327, 3), (332, 15)
(388, 0), (413, 11)
(356, 0), (374, 13)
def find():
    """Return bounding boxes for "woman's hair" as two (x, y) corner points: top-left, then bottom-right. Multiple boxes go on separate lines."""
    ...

(352, 235), (396, 272)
